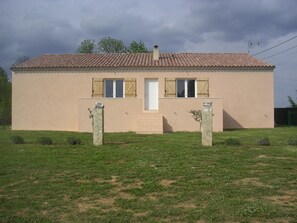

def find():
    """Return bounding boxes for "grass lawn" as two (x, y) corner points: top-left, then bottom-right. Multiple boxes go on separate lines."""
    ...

(0, 127), (297, 222)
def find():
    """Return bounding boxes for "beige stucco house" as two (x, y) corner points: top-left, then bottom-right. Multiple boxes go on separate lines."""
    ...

(11, 46), (274, 134)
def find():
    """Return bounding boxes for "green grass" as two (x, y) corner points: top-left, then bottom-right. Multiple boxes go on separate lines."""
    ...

(0, 127), (297, 222)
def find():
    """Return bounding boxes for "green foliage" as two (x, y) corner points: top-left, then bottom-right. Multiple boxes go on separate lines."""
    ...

(127, 41), (148, 53)
(10, 135), (24, 144)
(98, 37), (126, 53)
(288, 138), (297, 146)
(0, 66), (11, 125)
(37, 137), (53, 145)
(257, 137), (270, 146)
(76, 39), (96, 53)
(67, 137), (81, 145)
(225, 138), (241, 146)
(76, 37), (149, 54)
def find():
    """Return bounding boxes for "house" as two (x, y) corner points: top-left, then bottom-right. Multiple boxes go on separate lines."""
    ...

(11, 46), (274, 134)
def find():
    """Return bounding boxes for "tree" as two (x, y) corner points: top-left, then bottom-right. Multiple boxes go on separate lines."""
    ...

(76, 37), (149, 54)
(76, 39), (96, 53)
(97, 37), (126, 53)
(0, 66), (11, 125)
(288, 91), (297, 108)
(127, 41), (148, 53)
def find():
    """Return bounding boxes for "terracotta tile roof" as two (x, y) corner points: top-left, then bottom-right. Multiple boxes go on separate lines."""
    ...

(11, 53), (274, 70)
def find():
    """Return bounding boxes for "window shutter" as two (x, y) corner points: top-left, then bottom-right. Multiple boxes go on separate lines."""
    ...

(92, 78), (104, 97)
(165, 78), (176, 97)
(197, 78), (209, 97)
(125, 78), (137, 97)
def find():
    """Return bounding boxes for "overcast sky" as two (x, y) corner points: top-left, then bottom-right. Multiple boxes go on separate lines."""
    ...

(1, 0), (297, 107)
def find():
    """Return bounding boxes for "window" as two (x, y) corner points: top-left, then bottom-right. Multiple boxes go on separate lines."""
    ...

(92, 78), (137, 98)
(165, 78), (209, 98)
(105, 80), (124, 98)
(177, 79), (195, 98)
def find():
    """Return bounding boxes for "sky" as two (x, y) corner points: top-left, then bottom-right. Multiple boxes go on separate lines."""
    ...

(0, 0), (297, 107)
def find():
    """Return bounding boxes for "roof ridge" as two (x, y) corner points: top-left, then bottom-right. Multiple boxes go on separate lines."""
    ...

(42, 52), (250, 55)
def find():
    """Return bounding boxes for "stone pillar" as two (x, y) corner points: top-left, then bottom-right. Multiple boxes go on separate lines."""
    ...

(92, 102), (104, 145)
(202, 101), (213, 146)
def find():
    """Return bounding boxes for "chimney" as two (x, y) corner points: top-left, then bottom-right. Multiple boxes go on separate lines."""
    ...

(153, 45), (159, 61)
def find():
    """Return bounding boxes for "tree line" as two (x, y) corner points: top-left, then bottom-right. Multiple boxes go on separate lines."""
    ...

(76, 37), (149, 53)
(0, 67), (11, 125)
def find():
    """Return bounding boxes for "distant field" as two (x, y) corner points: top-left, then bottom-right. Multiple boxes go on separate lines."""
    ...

(0, 127), (296, 222)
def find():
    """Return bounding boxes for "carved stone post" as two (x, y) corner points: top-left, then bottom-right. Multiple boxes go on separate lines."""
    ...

(92, 102), (104, 145)
(202, 101), (213, 146)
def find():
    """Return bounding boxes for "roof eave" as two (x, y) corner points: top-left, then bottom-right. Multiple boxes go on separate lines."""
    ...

(11, 65), (275, 72)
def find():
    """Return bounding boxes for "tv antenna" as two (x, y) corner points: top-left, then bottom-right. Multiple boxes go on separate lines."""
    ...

(247, 39), (260, 53)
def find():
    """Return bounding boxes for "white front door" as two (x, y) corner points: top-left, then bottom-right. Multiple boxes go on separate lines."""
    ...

(145, 79), (158, 110)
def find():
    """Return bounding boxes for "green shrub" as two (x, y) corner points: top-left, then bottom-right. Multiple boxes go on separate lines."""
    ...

(257, 137), (270, 146)
(225, 138), (241, 146)
(67, 137), (81, 145)
(37, 137), (53, 145)
(10, 135), (24, 144)
(288, 138), (297, 146)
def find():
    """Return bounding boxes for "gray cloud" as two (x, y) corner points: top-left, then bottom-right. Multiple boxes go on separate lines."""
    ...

(186, 0), (297, 44)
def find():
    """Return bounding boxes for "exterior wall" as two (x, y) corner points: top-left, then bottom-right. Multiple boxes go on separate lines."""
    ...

(78, 98), (142, 132)
(12, 70), (83, 131)
(78, 97), (223, 133)
(12, 68), (274, 132)
(159, 98), (223, 132)
(209, 70), (274, 129)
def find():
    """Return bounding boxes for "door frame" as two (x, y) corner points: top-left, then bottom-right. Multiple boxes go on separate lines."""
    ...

(144, 79), (158, 111)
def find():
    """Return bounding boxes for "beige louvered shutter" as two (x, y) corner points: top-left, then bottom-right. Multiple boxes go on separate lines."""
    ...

(92, 78), (104, 97)
(165, 78), (176, 97)
(197, 78), (209, 97)
(125, 78), (137, 97)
